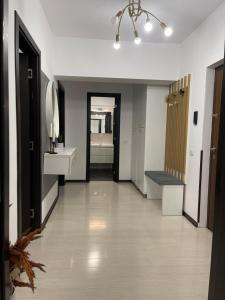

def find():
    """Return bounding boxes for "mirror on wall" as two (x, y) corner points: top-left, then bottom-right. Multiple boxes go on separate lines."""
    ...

(45, 81), (60, 139)
(45, 81), (54, 137)
(91, 112), (112, 134)
(53, 83), (59, 138)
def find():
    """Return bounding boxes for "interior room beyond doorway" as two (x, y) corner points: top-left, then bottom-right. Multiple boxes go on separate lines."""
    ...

(90, 96), (115, 181)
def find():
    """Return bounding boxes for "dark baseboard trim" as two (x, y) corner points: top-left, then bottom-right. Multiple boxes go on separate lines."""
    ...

(119, 180), (132, 183)
(66, 180), (88, 183)
(198, 150), (203, 223)
(58, 175), (65, 186)
(42, 192), (59, 228)
(183, 211), (198, 227)
(131, 181), (147, 198)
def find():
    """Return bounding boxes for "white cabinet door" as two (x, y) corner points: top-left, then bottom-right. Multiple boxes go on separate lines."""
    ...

(131, 127), (137, 183)
(131, 86), (147, 190)
(136, 127), (146, 192)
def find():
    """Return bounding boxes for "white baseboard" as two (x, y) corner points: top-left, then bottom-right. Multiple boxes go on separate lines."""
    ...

(42, 181), (58, 223)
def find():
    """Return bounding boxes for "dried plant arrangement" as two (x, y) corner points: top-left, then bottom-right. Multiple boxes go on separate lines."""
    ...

(9, 228), (46, 295)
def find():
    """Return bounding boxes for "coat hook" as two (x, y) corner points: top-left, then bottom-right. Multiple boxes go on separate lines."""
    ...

(179, 89), (185, 96)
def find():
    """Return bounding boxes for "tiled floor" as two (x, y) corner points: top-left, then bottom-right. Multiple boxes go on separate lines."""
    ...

(13, 182), (212, 300)
(90, 168), (113, 181)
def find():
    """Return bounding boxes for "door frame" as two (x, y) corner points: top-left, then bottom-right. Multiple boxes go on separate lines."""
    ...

(15, 12), (42, 235)
(58, 81), (65, 186)
(207, 65), (223, 231)
(0, 0), (9, 298)
(208, 55), (225, 299)
(86, 92), (121, 182)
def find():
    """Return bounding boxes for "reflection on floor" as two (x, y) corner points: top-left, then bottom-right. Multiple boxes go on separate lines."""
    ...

(14, 182), (212, 300)
(90, 163), (113, 181)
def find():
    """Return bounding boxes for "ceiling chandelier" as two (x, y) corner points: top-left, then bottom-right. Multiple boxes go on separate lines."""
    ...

(112, 0), (173, 49)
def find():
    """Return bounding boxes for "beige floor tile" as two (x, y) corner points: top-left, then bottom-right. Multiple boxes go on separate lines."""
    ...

(13, 182), (212, 300)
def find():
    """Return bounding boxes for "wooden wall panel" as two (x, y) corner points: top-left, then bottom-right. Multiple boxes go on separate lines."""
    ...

(165, 75), (191, 181)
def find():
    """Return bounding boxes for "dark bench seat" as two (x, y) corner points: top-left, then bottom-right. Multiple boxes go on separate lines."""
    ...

(145, 170), (184, 216)
(145, 171), (184, 186)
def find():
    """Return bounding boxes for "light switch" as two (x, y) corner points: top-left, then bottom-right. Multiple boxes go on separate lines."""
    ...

(193, 111), (198, 126)
(190, 150), (194, 157)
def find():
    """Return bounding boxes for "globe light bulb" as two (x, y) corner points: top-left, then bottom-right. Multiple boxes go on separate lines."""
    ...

(113, 42), (121, 50)
(113, 34), (121, 50)
(134, 30), (141, 45)
(164, 26), (173, 37)
(134, 37), (142, 45)
(144, 19), (153, 32)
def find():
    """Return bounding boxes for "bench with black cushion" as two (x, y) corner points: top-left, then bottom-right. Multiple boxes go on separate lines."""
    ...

(145, 171), (184, 216)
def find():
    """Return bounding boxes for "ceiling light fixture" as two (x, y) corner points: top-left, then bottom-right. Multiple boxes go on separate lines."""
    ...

(134, 30), (141, 45)
(144, 16), (153, 32)
(113, 33), (121, 50)
(112, 0), (173, 49)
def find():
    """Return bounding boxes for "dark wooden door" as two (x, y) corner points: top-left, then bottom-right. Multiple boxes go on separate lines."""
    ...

(208, 56), (225, 300)
(19, 53), (32, 233)
(113, 97), (121, 182)
(16, 13), (42, 236)
(58, 81), (65, 186)
(207, 65), (224, 231)
(0, 0), (9, 298)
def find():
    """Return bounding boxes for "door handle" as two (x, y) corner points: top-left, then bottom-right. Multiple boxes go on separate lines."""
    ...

(210, 147), (217, 160)
(29, 141), (34, 151)
(212, 113), (219, 118)
(210, 147), (217, 152)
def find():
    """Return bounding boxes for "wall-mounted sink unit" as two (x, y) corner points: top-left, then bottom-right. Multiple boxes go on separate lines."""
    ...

(44, 147), (78, 175)
(90, 144), (114, 164)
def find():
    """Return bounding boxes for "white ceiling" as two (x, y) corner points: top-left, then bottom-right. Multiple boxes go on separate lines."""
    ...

(58, 76), (173, 86)
(40, 0), (224, 43)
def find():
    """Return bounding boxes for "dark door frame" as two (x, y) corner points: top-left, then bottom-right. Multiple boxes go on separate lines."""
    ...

(0, 0), (9, 299)
(15, 12), (42, 235)
(58, 81), (65, 186)
(86, 93), (121, 182)
(207, 65), (223, 231)
(208, 54), (225, 299)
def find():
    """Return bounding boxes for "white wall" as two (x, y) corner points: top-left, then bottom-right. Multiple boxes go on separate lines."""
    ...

(144, 86), (168, 199)
(131, 85), (168, 194)
(145, 86), (168, 172)
(53, 37), (180, 82)
(131, 85), (147, 193)
(63, 81), (133, 180)
(8, 0), (54, 243)
(180, 1), (225, 226)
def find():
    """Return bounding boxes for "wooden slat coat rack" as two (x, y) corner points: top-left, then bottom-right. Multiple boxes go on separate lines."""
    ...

(165, 75), (191, 181)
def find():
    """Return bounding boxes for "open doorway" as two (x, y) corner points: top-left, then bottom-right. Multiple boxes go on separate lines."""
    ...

(207, 65), (224, 231)
(86, 93), (121, 182)
(15, 13), (42, 235)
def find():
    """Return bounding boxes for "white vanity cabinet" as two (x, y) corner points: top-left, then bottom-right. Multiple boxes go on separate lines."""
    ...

(90, 144), (114, 164)
(44, 148), (78, 175)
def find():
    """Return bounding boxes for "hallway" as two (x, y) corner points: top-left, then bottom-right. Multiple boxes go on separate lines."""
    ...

(14, 182), (212, 300)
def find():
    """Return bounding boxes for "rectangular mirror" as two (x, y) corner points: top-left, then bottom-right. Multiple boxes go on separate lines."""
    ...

(91, 118), (102, 133)
(91, 112), (112, 133)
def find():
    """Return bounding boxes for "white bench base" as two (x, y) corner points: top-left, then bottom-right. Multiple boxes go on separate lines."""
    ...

(162, 185), (184, 216)
(146, 177), (184, 216)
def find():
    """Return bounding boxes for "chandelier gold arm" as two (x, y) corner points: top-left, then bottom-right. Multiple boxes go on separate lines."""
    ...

(114, 0), (169, 41)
